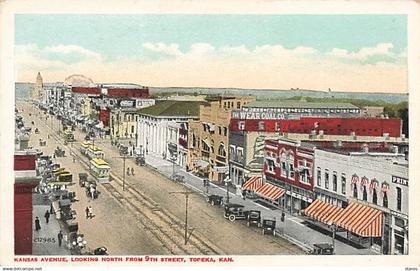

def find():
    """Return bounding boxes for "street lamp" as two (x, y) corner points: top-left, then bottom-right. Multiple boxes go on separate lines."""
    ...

(224, 176), (232, 204)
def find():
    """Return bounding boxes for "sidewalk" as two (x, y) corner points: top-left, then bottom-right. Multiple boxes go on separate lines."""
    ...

(143, 152), (379, 255)
(32, 195), (71, 255)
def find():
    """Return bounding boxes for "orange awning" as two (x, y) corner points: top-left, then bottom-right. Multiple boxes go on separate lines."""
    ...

(242, 176), (264, 191)
(303, 200), (383, 237)
(255, 183), (285, 201)
(335, 202), (382, 237)
(303, 199), (344, 225)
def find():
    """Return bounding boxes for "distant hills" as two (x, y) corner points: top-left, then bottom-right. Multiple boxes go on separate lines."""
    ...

(15, 82), (408, 104)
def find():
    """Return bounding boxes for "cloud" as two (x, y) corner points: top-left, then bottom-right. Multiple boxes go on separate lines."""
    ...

(142, 42), (182, 56)
(327, 43), (395, 61)
(15, 42), (407, 93)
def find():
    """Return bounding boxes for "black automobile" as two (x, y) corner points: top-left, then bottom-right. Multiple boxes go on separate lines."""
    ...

(311, 243), (334, 255)
(246, 210), (262, 227)
(93, 247), (108, 255)
(262, 219), (276, 236)
(223, 203), (248, 222)
(207, 194), (223, 206)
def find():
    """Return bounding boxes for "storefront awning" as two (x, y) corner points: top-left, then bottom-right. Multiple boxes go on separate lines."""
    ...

(195, 159), (210, 169)
(255, 183), (285, 201)
(242, 176), (264, 191)
(303, 200), (383, 237)
(303, 199), (344, 225)
(335, 202), (382, 237)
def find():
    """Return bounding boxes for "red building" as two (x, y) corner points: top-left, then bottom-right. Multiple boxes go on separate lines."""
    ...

(14, 151), (40, 255)
(99, 107), (110, 127)
(230, 116), (401, 138)
(71, 86), (101, 95)
(263, 139), (316, 211)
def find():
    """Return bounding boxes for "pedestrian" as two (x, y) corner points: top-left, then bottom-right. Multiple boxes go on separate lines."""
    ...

(88, 206), (93, 219)
(57, 230), (63, 247)
(127, 167), (130, 176)
(131, 167), (134, 175)
(85, 207), (89, 219)
(50, 202), (54, 214)
(242, 190), (246, 200)
(90, 186), (96, 200)
(44, 210), (50, 224)
(35, 217), (41, 231)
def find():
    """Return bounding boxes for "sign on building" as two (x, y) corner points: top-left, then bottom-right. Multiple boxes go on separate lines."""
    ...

(214, 166), (229, 173)
(392, 176), (408, 187)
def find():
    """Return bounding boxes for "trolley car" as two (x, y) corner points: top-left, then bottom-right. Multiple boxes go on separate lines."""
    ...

(86, 145), (105, 160)
(63, 130), (75, 142)
(90, 158), (110, 183)
(80, 141), (92, 155)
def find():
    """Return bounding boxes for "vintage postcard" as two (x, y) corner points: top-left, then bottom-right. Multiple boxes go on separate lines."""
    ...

(0, 0), (419, 269)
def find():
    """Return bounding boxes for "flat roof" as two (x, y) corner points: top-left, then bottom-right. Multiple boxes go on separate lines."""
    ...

(244, 101), (359, 109)
(137, 100), (203, 117)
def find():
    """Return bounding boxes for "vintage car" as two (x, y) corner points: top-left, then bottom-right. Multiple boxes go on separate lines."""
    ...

(135, 155), (146, 166)
(262, 219), (276, 236)
(93, 247), (108, 255)
(206, 194), (223, 206)
(223, 203), (248, 222)
(311, 243), (334, 255)
(246, 210), (262, 227)
(78, 173), (88, 187)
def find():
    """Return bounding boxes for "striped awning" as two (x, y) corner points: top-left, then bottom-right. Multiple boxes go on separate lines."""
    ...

(303, 199), (344, 225)
(335, 202), (383, 237)
(303, 200), (383, 237)
(255, 183), (285, 201)
(242, 176), (264, 191)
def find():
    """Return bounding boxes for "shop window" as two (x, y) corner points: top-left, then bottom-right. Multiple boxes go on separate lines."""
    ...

(317, 167), (321, 186)
(332, 172), (337, 192)
(341, 175), (346, 194)
(396, 187), (402, 211)
(372, 189), (378, 204)
(383, 191), (388, 208)
(353, 184), (358, 198)
(363, 186), (367, 201)
(324, 170), (329, 189)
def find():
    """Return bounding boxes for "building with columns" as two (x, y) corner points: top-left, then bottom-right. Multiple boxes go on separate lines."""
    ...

(136, 101), (202, 157)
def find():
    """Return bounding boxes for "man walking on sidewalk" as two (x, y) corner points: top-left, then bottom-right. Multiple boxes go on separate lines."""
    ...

(44, 210), (50, 224)
(58, 230), (63, 247)
(35, 217), (41, 231)
(85, 207), (89, 219)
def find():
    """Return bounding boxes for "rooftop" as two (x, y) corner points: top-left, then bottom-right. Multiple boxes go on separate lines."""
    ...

(244, 101), (359, 109)
(137, 100), (203, 117)
(100, 83), (145, 89)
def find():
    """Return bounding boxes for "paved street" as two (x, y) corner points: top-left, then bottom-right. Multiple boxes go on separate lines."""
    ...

(19, 101), (305, 255)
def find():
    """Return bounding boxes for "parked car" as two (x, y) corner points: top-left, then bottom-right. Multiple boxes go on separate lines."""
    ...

(246, 210), (262, 227)
(262, 218), (276, 236)
(311, 243), (334, 255)
(223, 203), (248, 222)
(206, 194), (223, 206)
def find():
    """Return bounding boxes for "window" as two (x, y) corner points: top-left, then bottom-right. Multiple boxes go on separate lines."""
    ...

(218, 144), (226, 157)
(267, 159), (275, 172)
(224, 127), (228, 136)
(192, 134), (197, 148)
(237, 148), (244, 161)
(237, 102), (241, 109)
(396, 187), (402, 211)
(203, 124), (207, 132)
(362, 186), (367, 201)
(332, 172), (338, 192)
(353, 184), (358, 198)
(317, 167), (321, 186)
(238, 121), (245, 130)
(341, 175), (346, 194)
(281, 161), (287, 177)
(275, 122), (281, 131)
(218, 126), (222, 135)
(383, 191), (388, 208)
(229, 145), (235, 157)
(289, 163), (295, 179)
(372, 189), (378, 204)
(258, 121), (265, 130)
(131, 126), (134, 133)
(324, 170), (330, 189)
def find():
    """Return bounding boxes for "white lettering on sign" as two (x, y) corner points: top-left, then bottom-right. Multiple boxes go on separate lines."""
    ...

(392, 176), (408, 187)
(232, 110), (286, 120)
(120, 100), (134, 107)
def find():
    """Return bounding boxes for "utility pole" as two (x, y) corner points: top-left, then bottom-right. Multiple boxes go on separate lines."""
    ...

(114, 151), (127, 191)
(169, 189), (196, 245)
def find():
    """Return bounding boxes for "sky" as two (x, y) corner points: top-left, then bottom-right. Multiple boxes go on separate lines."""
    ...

(15, 14), (407, 93)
